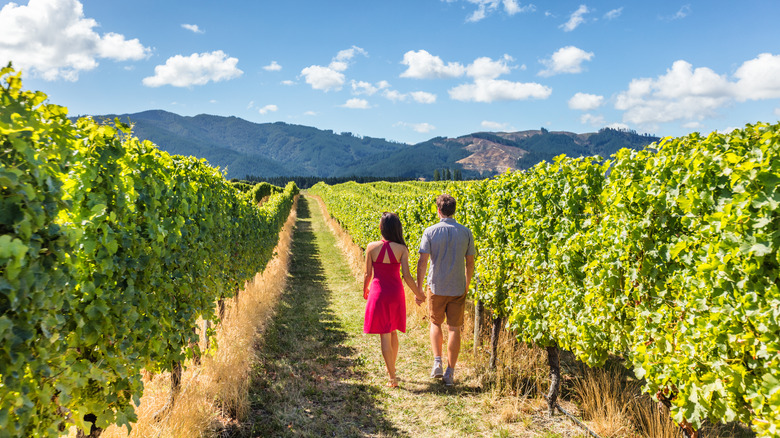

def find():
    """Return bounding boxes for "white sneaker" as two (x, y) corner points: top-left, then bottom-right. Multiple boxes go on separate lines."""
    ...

(443, 367), (454, 386)
(430, 361), (444, 379)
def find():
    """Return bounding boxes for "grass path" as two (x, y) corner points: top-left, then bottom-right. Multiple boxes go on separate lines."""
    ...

(245, 196), (576, 437)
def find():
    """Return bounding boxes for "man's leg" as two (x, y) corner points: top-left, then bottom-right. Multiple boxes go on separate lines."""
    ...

(430, 322), (444, 358)
(447, 324), (461, 369)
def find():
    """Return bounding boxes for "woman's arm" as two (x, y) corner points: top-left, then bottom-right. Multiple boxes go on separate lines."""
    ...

(363, 243), (375, 298)
(400, 249), (424, 305)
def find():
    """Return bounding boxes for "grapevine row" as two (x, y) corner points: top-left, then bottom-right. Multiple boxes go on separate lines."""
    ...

(310, 122), (780, 436)
(0, 68), (298, 437)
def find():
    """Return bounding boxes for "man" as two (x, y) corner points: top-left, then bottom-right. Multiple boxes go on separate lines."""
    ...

(417, 194), (475, 386)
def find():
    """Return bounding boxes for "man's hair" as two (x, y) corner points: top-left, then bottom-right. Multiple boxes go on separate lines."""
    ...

(436, 194), (456, 217)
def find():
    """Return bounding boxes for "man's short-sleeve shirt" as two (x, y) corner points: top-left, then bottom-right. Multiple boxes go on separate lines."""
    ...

(419, 217), (476, 296)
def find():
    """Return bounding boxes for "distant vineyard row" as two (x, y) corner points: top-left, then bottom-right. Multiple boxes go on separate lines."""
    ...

(0, 68), (298, 437)
(309, 121), (780, 437)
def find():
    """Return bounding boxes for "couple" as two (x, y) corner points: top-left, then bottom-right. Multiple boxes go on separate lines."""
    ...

(362, 194), (476, 388)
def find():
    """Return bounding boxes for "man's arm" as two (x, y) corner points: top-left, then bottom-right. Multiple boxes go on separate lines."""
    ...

(465, 254), (475, 294)
(416, 253), (430, 303)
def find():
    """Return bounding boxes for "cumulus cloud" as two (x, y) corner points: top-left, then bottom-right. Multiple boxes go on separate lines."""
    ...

(604, 7), (623, 20)
(455, 0), (535, 22)
(606, 122), (630, 131)
(301, 65), (345, 91)
(396, 122), (436, 133)
(263, 61), (282, 71)
(0, 0), (150, 81)
(400, 50), (465, 79)
(383, 89), (407, 102)
(539, 46), (594, 77)
(560, 4), (589, 31)
(300, 46), (366, 91)
(449, 79), (551, 102)
(580, 113), (605, 126)
(181, 24), (203, 33)
(615, 60), (733, 125)
(258, 104), (278, 115)
(613, 54), (780, 126)
(467, 55), (513, 79)
(341, 98), (371, 109)
(410, 91), (437, 104)
(481, 120), (511, 130)
(568, 92), (604, 110)
(281, 80), (295, 85)
(143, 51), (242, 87)
(733, 53), (780, 100)
(352, 80), (390, 96)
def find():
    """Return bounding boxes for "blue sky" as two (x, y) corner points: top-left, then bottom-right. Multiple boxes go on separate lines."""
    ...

(2, 0), (780, 144)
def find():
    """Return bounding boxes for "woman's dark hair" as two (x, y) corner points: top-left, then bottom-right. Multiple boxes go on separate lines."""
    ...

(380, 212), (406, 247)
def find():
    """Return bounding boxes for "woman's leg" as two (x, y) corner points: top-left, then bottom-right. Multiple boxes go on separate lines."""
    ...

(391, 330), (399, 366)
(380, 332), (397, 385)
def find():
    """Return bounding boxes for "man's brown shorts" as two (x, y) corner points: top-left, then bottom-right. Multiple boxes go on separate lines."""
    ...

(428, 291), (466, 327)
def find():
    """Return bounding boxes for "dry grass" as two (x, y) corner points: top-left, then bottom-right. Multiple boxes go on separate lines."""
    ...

(78, 196), (299, 438)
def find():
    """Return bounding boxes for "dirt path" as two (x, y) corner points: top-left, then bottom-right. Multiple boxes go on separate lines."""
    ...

(245, 195), (578, 437)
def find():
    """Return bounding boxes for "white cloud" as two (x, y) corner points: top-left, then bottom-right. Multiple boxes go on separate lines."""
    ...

(383, 89), (407, 102)
(560, 4), (589, 31)
(209, 99), (217, 104)
(410, 91), (437, 104)
(682, 121), (704, 130)
(539, 46), (594, 77)
(466, 55), (513, 79)
(396, 121), (436, 133)
(775, 107), (780, 118)
(352, 80), (390, 96)
(300, 46), (365, 91)
(258, 104), (278, 115)
(503, 0), (535, 15)
(604, 7), (623, 20)
(341, 98), (371, 109)
(0, 0), (150, 81)
(606, 122), (630, 131)
(181, 24), (203, 33)
(304, 111), (317, 116)
(449, 78), (551, 102)
(247, 101), (254, 109)
(580, 113), (605, 126)
(142, 51), (242, 87)
(614, 60), (734, 125)
(263, 61), (282, 71)
(733, 53), (780, 100)
(301, 65), (345, 91)
(281, 80), (295, 85)
(400, 50), (465, 79)
(568, 92), (604, 110)
(481, 120), (510, 130)
(668, 4), (691, 20)
(454, 0), (535, 21)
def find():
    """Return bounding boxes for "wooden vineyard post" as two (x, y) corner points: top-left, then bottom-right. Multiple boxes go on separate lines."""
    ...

(473, 300), (483, 359)
(546, 345), (561, 416)
(489, 317), (502, 370)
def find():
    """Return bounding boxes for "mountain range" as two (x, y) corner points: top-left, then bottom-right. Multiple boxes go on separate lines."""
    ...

(92, 110), (660, 180)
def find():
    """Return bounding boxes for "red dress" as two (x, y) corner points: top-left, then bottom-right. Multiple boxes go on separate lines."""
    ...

(364, 241), (407, 334)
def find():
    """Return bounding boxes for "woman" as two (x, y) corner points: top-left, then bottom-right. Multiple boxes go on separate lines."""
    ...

(363, 212), (420, 388)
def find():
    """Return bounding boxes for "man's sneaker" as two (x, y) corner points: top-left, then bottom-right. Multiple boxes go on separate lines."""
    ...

(430, 361), (444, 379)
(443, 367), (455, 386)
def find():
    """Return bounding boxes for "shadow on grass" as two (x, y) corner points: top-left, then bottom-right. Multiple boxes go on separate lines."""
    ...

(236, 198), (405, 437)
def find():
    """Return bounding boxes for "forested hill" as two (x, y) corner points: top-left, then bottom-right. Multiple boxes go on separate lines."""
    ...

(88, 110), (659, 179)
